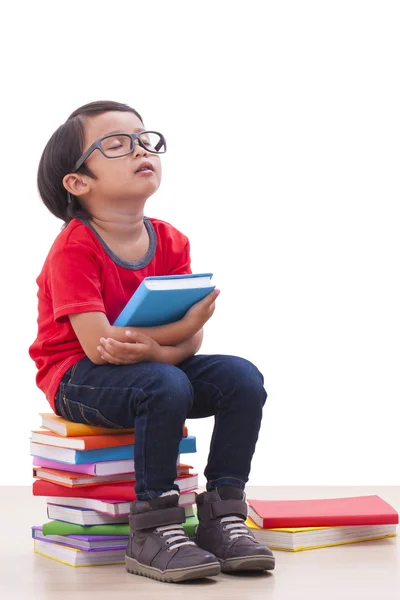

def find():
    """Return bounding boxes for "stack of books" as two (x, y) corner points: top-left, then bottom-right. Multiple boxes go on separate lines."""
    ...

(31, 413), (199, 567)
(245, 495), (398, 552)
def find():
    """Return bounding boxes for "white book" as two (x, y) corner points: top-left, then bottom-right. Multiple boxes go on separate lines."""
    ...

(46, 502), (194, 525)
(176, 474), (198, 492)
(31, 441), (86, 464)
(47, 504), (129, 525)
(46, 490), (197, 516)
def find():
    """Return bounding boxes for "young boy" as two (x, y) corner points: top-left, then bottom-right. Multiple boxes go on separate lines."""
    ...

(29, 101), (274, 582)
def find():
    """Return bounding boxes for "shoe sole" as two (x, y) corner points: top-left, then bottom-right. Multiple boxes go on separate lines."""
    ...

(125, 556), (221, 582)
(220, 554), (276, 572)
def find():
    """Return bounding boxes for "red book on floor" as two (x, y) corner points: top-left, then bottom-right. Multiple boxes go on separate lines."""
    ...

(247, 495), (399, 528)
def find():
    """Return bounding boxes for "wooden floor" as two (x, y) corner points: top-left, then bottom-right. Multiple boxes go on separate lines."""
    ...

(1, 486), (399, 599)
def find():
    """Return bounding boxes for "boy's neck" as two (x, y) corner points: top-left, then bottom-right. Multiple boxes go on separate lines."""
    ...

(89, 210), (146, 244)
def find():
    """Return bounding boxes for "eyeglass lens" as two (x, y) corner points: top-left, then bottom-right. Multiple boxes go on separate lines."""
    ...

(100, 132), (165, 157)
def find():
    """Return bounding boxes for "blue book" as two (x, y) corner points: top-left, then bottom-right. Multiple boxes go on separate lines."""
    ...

(113, 273), (215, 327)
(31, 435), (197, 465)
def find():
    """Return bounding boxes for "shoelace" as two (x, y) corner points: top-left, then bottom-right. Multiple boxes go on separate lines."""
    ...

(220, 516), (254, 541)
(155, 524), (196, 550)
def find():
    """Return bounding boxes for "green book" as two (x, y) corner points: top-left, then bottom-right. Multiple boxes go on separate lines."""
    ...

(183, 514), (199, 537)
(42, 520), (129, 536)
(44, 512), (199, 538)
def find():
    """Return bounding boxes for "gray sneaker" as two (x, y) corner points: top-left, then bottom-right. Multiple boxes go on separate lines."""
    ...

(126, 493), (221, 582)
(195, 486), (275, 573)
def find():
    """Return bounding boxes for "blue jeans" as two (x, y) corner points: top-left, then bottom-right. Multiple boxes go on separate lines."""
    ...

(54, 354), (267, 501)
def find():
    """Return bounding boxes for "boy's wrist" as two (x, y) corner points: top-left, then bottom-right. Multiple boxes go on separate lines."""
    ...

(182, 314), (201, 338)
(156, 345), (181, 365)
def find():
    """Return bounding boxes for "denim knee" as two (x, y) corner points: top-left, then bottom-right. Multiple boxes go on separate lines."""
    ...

(221, 355), (267, 409)
(145, 363), (194, 417)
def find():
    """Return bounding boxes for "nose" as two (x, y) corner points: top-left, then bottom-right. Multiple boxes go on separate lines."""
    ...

(132, 138), (148, 158)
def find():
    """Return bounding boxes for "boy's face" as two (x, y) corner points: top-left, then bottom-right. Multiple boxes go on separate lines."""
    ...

(78, 111), (162, 203)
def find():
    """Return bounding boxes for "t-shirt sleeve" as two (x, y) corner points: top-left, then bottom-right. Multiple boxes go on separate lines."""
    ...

(48, 243), (106, 322)
(167, 239), (192, 275)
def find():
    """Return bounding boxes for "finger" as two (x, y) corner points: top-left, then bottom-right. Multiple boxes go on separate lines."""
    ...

(100, 338), (133, 355)
(99, 341), (119, 357)
(99, 348), (129, 365)
(98, 341), (146, 362)
(99, 349), (121, 364)
(100, 347), (143, 365)
(204, 289), (220, 304)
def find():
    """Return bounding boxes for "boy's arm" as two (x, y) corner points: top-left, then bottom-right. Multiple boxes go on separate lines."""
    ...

(69, 289), (218, 365)
(158, 329), (204, 365)
(69, 312), (196, 364)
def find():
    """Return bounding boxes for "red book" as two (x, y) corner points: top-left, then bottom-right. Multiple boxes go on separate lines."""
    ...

(247, 495), (399, 528)
(33, 473), (198, 501)
(33, 480), (135, 501)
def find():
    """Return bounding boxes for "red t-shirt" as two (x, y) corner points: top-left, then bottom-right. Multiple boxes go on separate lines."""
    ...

(29, 217), (192, 411)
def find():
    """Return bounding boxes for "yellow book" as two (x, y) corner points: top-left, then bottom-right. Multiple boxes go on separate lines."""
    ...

(33, 539), (125, 567)
(246, 518), (397, 552)
(40, 413), (135, 437)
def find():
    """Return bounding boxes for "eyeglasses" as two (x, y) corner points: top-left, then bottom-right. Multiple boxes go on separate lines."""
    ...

(73, 131), (167, 172)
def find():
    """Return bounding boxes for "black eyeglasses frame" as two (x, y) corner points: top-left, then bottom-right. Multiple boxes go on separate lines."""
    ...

(72, 130), (167, 172)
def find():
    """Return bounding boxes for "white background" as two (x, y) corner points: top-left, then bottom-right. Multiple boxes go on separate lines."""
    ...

(0, 1), (399, 486)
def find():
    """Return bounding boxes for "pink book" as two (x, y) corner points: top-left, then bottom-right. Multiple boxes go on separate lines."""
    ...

(32, 457), (135, 476)
(33, 456), (185, 476)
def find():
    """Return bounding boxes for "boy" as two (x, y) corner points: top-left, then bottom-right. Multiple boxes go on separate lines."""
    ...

(29, 101), (274, 582)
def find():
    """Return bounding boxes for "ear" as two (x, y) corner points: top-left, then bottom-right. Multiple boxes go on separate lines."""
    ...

(63, 173), (91, 197)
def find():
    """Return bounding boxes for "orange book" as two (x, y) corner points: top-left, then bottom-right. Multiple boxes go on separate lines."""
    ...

(32, 463), (194, 488)
(39, 413), (133, 437)
(32, 467), (135, 487)
(31, 430), (135, 450)
(39, 413), (188, 438)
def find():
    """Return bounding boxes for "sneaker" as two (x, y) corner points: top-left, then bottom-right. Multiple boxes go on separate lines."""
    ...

(195, 486), (275, 572)
(126, 493), (221, 582)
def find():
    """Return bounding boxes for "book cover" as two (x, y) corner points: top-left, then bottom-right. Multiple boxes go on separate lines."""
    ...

(31, 434), (196, 464)
(113, 273), (215, 327)
(247, 495), (399, 528)
(39, 412), (135, 437)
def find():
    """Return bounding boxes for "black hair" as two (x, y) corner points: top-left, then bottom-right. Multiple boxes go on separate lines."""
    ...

(37, 101), (144, 224)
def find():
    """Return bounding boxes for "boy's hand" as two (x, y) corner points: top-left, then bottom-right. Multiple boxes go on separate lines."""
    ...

(184, 289), (220, 331)
(97, 330), (162, 365)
